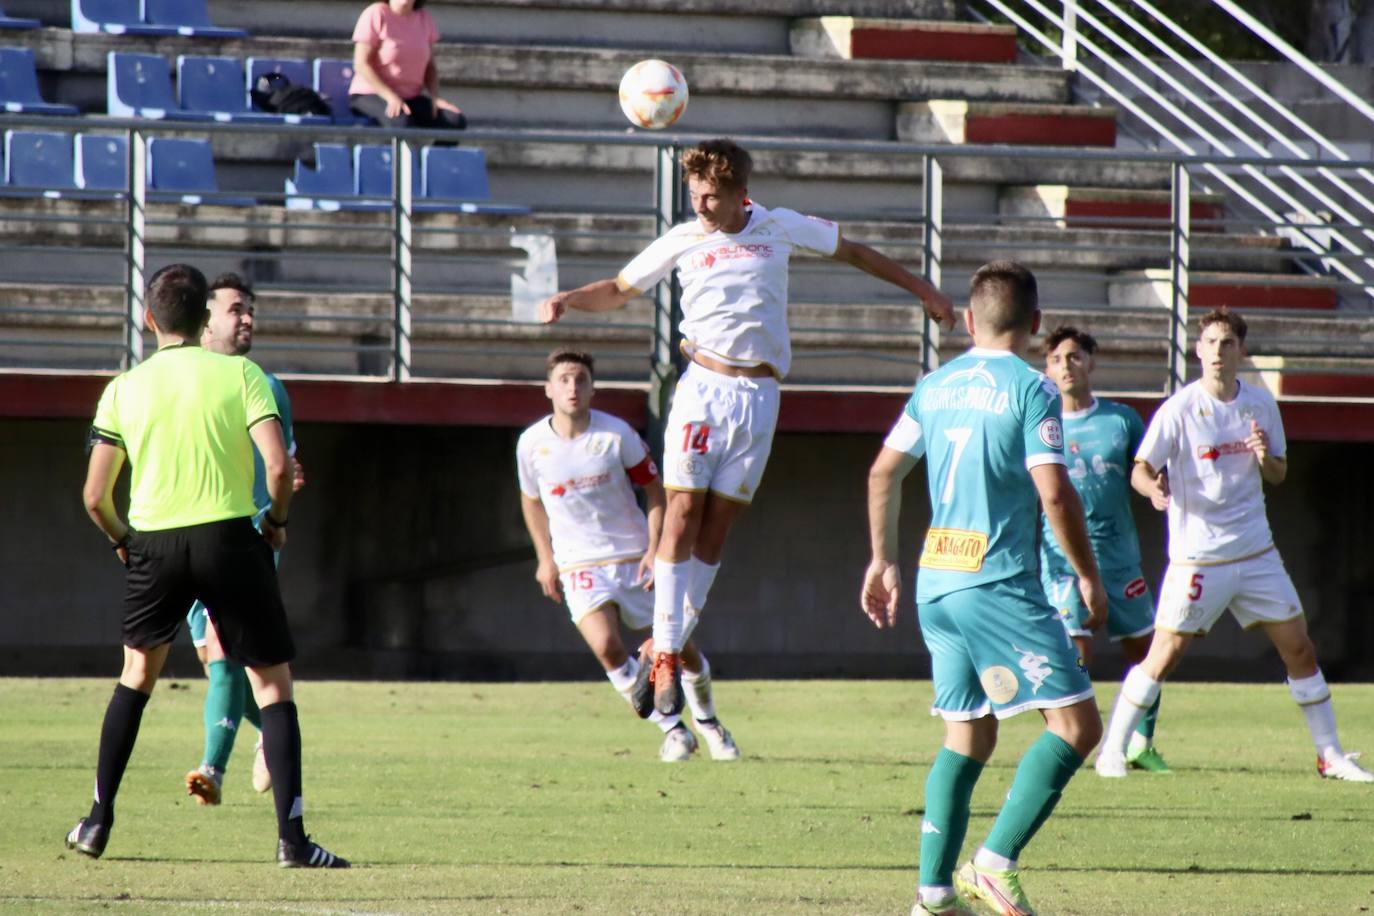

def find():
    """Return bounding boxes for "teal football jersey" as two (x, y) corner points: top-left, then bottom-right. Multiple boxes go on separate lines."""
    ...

(251, 370), (295, 517)
(884, 348), (1066, 601)
(1039, 398), (1144, 573)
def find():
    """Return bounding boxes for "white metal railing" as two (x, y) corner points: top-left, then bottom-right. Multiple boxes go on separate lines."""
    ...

(974, 0), (1374, 300)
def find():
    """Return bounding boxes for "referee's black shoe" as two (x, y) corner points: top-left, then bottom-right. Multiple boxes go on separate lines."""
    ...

(277, 837), (351, 868)
(629, 639), (655, 719)
(65, 818), (109, 859)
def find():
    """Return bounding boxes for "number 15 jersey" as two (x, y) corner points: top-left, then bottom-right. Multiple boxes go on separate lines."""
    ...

(884, 348), (1067, 602)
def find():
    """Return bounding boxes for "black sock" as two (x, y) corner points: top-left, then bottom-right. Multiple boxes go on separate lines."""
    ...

(260, 701), (307, 845)
(88, 684), (151, 829)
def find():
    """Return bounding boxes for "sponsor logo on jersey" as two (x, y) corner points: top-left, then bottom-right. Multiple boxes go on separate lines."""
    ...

(1124, 576), (1148, 599)
(1013, 645), (1053, 694)
(979, 665), (1019, 704)
(942, 359), (997, 388)
(920, 528), (988, 572)
(1039, 417), (1064, 449)
(687, 243), (774, 271)
(547, 472), (612, 497)
(1196, 441), (1247, 461)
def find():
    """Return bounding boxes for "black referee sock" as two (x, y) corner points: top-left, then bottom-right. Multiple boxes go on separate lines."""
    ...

(260, 701), (307, 845)
(88, 683), (151, 829)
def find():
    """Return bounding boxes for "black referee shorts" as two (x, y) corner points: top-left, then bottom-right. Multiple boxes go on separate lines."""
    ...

(122, 516), (296, 667)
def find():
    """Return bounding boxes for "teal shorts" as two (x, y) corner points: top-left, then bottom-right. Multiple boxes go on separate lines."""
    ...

(187, 528), (279, 648)
(1041, 564), (1155, 641)
(918, 573), (1094, 721)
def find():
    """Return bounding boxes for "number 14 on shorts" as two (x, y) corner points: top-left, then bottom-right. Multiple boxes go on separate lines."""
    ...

(682, 423), (710, 454)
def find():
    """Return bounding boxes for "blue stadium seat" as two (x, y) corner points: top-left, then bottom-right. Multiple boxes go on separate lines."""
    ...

(3, 130), (75, 197)
(72, 0), (175, 35)
(285, 142), (387, 211)
(75, 133), (128, 195)
(244, 56), (329, 124)
(0, 3), (40, 29)
(143, 0), (247, 38)
(108, 52), (210, 120)
(313, 58), (370, 124)
(147, 137), (253, 205)
(0, 48), (79, 114)
(421, 147), (530, 215)
(354, 144), (421, 203)
(177, 55), (282, 122)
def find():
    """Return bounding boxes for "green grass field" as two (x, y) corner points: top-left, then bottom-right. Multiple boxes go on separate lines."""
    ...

(2, 678), (1372, 915)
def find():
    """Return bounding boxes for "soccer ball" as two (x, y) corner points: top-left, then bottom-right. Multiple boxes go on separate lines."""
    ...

(618, 59), (688, 130)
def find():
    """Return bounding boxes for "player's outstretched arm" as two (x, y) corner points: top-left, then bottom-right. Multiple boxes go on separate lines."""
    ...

(638, 477), (666, 588)
(539, 279), (637, 324)
(830, 238), (956, 330)
(1032, 463), (1107, 631)
(519, 494), (563, 602)
(83, 442), (129, 561)
(1131, 459), (1170, 510)
(863, 445), (918, 629)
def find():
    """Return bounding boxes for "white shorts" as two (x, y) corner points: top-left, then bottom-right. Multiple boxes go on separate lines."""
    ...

(561, 560), (654, 630)
(663, 362), (781, 504)
(1155, 548), (1303, 635)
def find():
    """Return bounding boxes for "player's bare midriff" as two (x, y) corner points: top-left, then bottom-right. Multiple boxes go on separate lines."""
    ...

(691, 353), (775, 378)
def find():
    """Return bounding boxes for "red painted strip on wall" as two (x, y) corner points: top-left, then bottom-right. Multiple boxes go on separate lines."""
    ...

(1062, 199), (1224, 231)
(849, 28), (1016, 63)
(1191, 283), (1337, 310)
(964, 113), (1117, 147)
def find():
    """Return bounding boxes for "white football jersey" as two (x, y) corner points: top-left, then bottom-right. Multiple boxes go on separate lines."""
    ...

(616, 202), (841, 378)
(516, 409), (658, 570)
(1135, 380), (1287, 564)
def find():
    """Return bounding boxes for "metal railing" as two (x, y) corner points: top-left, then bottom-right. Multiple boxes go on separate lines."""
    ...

(1, 115), (1373, 402)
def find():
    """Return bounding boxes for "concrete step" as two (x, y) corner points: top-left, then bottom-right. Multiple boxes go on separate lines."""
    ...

(1250, 355), (1374, 397)
(1108, 269), (1340, 311)
(898, 100), (1118, 147)
(790, 18), (1016, 63)
(18, 29), (1069, 139)
(999, 186), (1226, 230)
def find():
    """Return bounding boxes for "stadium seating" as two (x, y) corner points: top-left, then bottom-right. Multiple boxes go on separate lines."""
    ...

(354, 144), (420, 200)
(313, 58), (371, 124)
(244, 56), (329, 123)
(108, 51), (211, 120)
(0, 3), (39, 29)
(146, 136), (252, 205)
(74, 133), (127, 194)
(143, 0), (247, 38)
(177, 55), (287, 122)
(0, 47), (79, 115)
(3, 130), (75, 196)
(420, 147), (530, 215)
(285, 142), (387, 211)
(71, 0), (176, 35)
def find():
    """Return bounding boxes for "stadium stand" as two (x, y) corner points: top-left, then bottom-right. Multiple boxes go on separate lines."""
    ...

(0, 47), (77, 114)
(143, 0), (247, 38)
(74, 132), (126, 193)
(107, 51), (211, 119)
(284, 141), (386, 211)
(3, 129), (75, 196)
(177, 55), (288, 122)
(420, 147), (530, 215)
(146, 136), (253, 205)
(0, 2), (37, 29)
(71, 0), (176, 36)
(313, 57), (370, 125)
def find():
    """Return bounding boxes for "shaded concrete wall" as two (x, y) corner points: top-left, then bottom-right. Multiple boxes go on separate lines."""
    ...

(3, 417), (1370, 681)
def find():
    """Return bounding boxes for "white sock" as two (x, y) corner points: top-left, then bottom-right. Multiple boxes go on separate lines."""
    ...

(973, 847), (1017, 871)
(607, 657), (680, 732)
(651, 711), (681, 733)
(682, 654), (716, 720)
(918, 886), (956, 906)
(1288, 670), (1342, 760)
(652, 559), (689, 653)
(1127, 731), (1151, 755)
(1104, 666), (1161, 757)
(680, 556), (720, 645)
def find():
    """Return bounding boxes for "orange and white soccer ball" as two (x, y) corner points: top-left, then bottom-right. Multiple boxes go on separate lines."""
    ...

(618, 59), (688, 130)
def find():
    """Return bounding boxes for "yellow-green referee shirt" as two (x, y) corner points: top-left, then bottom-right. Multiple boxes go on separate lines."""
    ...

(90, 344), (281, 532)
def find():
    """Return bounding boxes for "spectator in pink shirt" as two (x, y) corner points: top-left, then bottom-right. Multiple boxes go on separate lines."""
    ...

(349, 0), (467, 130)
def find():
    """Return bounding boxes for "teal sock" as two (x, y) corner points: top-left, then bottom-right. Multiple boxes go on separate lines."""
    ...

(919, 747), (985, 887)
(1135, 693), (1161, 742)
(241, 670), (262, 732)
(202, 659), (245, 772)
(983, 732), (1084, 861)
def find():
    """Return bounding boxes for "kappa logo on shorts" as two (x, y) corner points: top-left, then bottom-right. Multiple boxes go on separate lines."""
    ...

(1124, 577), (1148, 600)
(1012, 645), (1053, 695)
(980, 666), (1019, 704)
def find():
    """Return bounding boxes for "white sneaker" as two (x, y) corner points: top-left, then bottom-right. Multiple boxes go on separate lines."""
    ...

(1095, 751), (1128, 778)
(1318, 751), (1374, 782)
(251, 737), (272, 793)
(694, 719), (741, 761)
(659, 725), (698, 762)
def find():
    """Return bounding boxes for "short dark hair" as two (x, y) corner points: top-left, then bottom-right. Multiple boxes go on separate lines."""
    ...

(1198, 307), (1247, 343)
(146, 263), (208, 338)
(546, 348), (595, 378)
(682, 139), (752, 192)
(208, 272), (255, 303)
(1043, 325), (1098, 356)
(969, 261), (1038, 334)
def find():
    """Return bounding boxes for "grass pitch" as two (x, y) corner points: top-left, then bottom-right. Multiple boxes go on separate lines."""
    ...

(1, 678), (1372, 915)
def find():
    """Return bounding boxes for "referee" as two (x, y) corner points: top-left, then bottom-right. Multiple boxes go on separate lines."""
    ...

(68, 264), (347, 868)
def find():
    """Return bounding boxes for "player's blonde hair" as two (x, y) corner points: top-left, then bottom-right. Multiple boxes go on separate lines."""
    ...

(682, 139), (751, 192)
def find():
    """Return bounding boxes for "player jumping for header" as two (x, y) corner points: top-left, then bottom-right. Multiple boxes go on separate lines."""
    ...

(540, 138), (954, 718)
